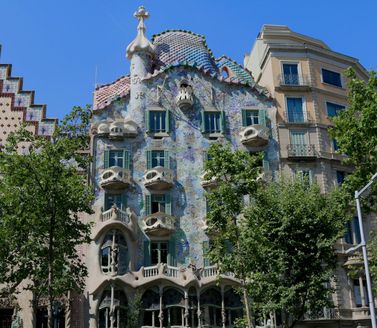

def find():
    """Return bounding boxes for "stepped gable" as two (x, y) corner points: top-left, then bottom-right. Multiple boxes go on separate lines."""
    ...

(151, 30), (219, 75)
(93, 75), (131, 111)
(0, 64), (56, 143)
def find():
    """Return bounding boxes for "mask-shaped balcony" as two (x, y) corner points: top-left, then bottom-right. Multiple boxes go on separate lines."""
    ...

(100, 167), (131, 190)
(142, 212), (175, 237)
(200, 171), (217, 190)
(143, 166), (174, 191)
(239, 125), (269, 147)
(176, 84), (194, 110)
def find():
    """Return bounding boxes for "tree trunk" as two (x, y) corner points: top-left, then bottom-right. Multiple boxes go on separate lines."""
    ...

(48, 213), (55, 328)
(243, 287), (253, 328)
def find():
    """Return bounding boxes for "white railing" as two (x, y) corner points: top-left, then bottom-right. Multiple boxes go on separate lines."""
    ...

(201, 265), (218, 278)
(100, 207), (130, 224)
(165, 265), (179, 278)
(143, 265), (159, 278)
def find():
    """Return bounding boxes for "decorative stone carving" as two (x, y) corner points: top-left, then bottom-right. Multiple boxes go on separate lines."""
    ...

(143, 166), (174, 190)
(92, 120), (138, 139)
(200, 171), (217, 189)
(239, 125), (269, 147)
(142, 212), (175, 237)
(100, 167), (131, 190)
(176, 82), (194, 110)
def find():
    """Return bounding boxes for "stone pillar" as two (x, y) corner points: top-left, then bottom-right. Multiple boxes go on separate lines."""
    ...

(221, 285), (226, 328)
(159, 286), (164, 328)
(197, 289), (201, 328)
(184, 290), (189, 327)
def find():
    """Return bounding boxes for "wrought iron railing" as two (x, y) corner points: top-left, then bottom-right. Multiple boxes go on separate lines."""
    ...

(287, 144), (316, 158)
(279, 74), (312, 87)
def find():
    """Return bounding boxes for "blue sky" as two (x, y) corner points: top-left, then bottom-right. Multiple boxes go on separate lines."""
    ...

(1, 0), (376, 119)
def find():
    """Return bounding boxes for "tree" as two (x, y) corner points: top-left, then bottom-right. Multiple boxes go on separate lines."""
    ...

(205, 144), (349, 328)
(0, 105), (94, 328)
(329, 68), (377, 206)
(329, 69), (377, 289)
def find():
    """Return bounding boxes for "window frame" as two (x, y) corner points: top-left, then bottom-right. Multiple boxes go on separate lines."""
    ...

(285, 96), (307, 123)
(326, 101), (346, 118)
(146, 106), (171, 137)
(280, 61), (302, 86)
(151, 240), (169, 265)
(104, 193), (127, 211)
(104, 149), (130, 169)
(201, 107), (225, 136)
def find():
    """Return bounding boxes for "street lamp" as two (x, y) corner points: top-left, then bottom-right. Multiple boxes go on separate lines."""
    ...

(346, 172), (377, 328)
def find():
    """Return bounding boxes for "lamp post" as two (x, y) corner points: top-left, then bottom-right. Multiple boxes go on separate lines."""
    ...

(346, 172), (377, 328)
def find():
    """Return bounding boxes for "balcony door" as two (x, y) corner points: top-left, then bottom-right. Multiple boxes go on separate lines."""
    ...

(286, 97), (304, 123)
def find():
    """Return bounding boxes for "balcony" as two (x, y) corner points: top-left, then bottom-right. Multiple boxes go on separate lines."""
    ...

(175, 83), (194, 110)
(239, 125), (269, 147)
(303, 308), (340, 321)
(100, 167), (131, 190)
(282, 112), (314, 125)
(200, 171), (217, 189)
(277, 74), (312, 91)
(143, 166), (174, 191)
(101, 205), (131, 224)
(142, 212), (175, 237)
(92, 120), (138, 139)
(287, 144), (317, 159)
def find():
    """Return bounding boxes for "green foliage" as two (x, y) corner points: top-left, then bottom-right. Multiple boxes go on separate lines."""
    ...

(0, 105), (94, 304)
(329, 68), (377, 290)
(205, 144), (349, 328)
(329, 68), (377, 206)
(126, 292), (142, 328)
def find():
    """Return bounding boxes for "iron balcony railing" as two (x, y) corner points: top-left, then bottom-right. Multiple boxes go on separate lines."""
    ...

(287, 144), (316, 158)
(279, 74), (312, 87)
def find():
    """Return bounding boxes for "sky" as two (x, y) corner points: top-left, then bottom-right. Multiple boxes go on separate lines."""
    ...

(0, 0), (376, 120)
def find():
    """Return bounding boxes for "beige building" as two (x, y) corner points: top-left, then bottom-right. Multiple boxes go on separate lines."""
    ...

(0, 55), (56, 326)
(246, 25), (372, 328)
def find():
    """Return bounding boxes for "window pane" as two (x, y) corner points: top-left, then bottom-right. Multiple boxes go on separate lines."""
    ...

(151, 150), (165, 167)
(245, 110), (259, 126)
(354, 280), (362, 307)
(322, 69), (342, 87)
(336, 171), (345, 185)
(327, 102), (345, 117)
(287, 98), (304, 122)
(105, 194), (122, 210)
(160, 242), (168, 263)
(150, 111), (166, 133)
(283, 64), (299, 85)
(109, 150), (124, 167)
(290, 131), (307, 145)
(151, 243), (159, 265)
(204, 112), (221, 133)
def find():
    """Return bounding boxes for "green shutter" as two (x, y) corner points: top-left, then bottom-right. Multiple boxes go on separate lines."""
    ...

(164, 151), (170, 169)
(145, 195), (151, 215)
(104, 150), (110, 168)
(165, 193), (172, 215)
(242, 110), (247, 127)
(200, 111), (205, 132)
(145, 110), (150, 132)
(146, 150), (152, 170)
(168, 237), (176, 267)
(220, 111), (226, 133)
(259, 109), (267, 127)
(121, 193), (127, 210)
(165, 109), (171, 133)
(123, 150), (131, 169)
(144, 240), (151, 267)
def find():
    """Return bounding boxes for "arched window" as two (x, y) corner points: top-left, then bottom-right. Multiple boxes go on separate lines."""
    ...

(224, 289), (243, 326)
(141, 288), (160, 327)
(98, 287), (127, 328)
(100, 230), (128, 275)
(162, 288), (185, 327)
(221, 67), (230, 79)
